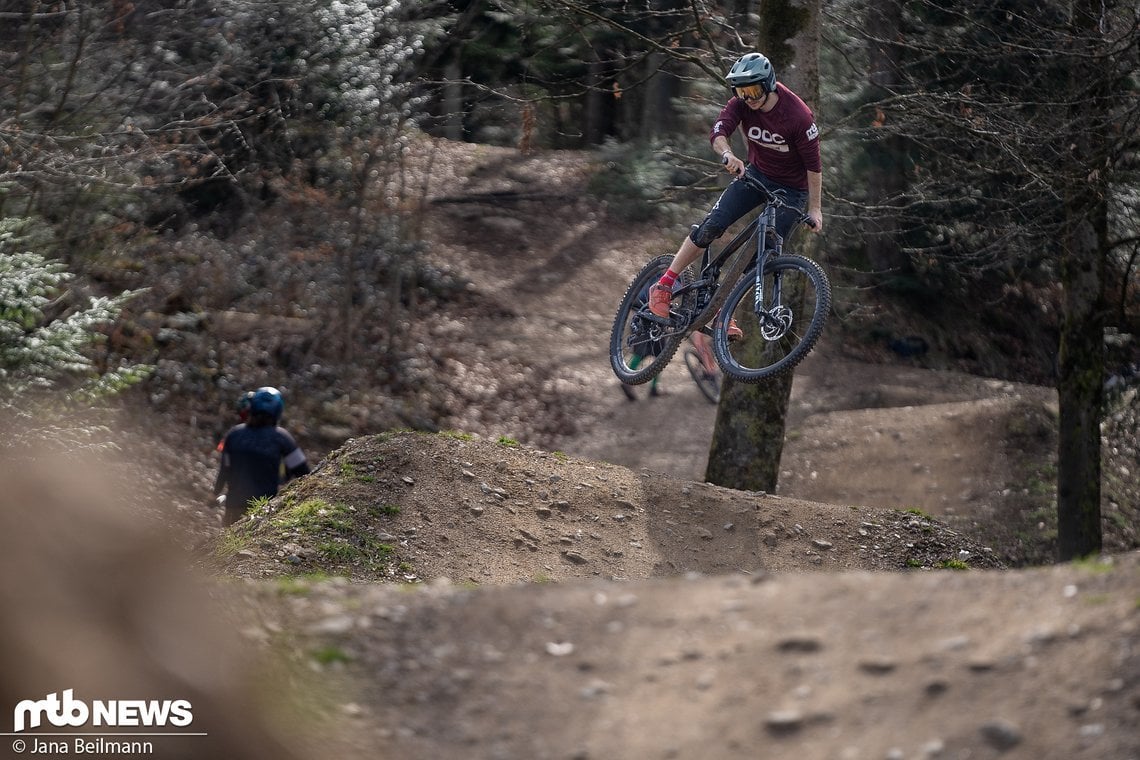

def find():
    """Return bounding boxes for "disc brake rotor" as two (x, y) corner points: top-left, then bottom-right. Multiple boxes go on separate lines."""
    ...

(759, 305), (794, 341)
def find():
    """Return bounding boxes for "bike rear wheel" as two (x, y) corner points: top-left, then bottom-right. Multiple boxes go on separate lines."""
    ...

(683, 349), (721, 404)
(610, 255), (689, 385)
(712, 254), (830, 383)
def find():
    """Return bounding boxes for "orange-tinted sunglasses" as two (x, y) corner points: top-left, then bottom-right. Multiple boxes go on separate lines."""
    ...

(735, 85), (765, 102)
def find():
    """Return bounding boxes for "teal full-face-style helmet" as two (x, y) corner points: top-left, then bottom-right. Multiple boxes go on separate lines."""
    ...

(726, 52), (777, 94)
(236, 390), (255, 421)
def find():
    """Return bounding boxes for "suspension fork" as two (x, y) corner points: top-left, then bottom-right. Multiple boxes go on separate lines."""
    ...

(752, 205), (783, 316)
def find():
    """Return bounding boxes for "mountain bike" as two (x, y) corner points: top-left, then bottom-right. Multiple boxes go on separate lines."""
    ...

(683, 334), (721, 404)
(609, 171), (831, 385)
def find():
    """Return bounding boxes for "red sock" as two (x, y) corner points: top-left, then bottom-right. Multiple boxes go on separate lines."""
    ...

(658, 269), (679, 289)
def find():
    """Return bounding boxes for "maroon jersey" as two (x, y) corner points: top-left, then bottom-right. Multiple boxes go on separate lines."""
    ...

(709, 82), (821, 190)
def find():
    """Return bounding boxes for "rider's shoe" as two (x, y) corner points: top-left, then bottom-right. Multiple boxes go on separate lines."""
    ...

(726, 317), (744, 341)
(648, 283), (672, 319)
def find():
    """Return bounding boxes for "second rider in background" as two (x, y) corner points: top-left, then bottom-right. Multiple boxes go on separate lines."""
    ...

(648, 52), (824, 338)
(213, 386), (310, 526)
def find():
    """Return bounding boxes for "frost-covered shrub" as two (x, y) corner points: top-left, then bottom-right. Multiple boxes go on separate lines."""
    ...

(0, 219), (152, 417)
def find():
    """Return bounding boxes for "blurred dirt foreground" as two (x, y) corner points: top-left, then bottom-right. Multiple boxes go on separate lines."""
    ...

(0, 450), (322, 759)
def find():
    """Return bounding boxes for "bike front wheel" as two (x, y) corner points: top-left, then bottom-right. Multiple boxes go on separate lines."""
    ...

(609, 255), (689, 385)
(712, 254), (830, 383)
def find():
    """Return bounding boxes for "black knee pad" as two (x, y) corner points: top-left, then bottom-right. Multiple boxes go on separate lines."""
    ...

(689, 221), (724, 249)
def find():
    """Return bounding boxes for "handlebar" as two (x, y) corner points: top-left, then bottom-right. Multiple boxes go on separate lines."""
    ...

(738, 170), (790, 207)
(738, 170), (817, 229)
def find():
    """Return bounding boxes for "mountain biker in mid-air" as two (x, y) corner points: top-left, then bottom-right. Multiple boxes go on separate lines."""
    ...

(649, 52), (824, 337)
(213, 386), (310, 526)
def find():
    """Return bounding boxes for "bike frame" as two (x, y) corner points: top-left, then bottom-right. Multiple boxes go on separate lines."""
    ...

(663, 179), (802, 341)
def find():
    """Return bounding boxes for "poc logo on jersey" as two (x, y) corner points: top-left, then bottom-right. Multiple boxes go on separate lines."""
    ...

(746, 126), (785, 145)
(806, 122), (819, 140)
(746, 126), (791, 152)
(13, 690), (194, 732)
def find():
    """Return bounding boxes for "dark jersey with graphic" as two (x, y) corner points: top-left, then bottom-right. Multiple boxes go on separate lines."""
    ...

(709, 82), (821, 190)
(214, 423), (309, 512)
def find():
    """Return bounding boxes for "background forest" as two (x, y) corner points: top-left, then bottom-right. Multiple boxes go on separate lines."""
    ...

(1, 0), (1137, 560)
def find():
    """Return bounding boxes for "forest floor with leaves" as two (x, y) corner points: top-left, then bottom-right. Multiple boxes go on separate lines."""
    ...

(3, 138), (1138, 760)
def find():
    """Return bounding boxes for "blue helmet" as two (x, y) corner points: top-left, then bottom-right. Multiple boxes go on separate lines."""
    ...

(249, 386), (284, 421)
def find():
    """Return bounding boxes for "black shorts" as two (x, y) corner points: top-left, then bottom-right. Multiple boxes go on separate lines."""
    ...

(689, 166), (807, 249)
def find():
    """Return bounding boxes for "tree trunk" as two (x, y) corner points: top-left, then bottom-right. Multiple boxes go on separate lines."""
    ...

(1057, 213), (1106, 560)
(638, 0), (684, 140)
(863, 0), (910, 277)
(639, 52), (680, 140)
(443, 56), (464, 141)
(705, 365), (793, 490)
(584, 57), (615, 145)
(705, 0), (821, 490)
(1055, 0), (1108, 561)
